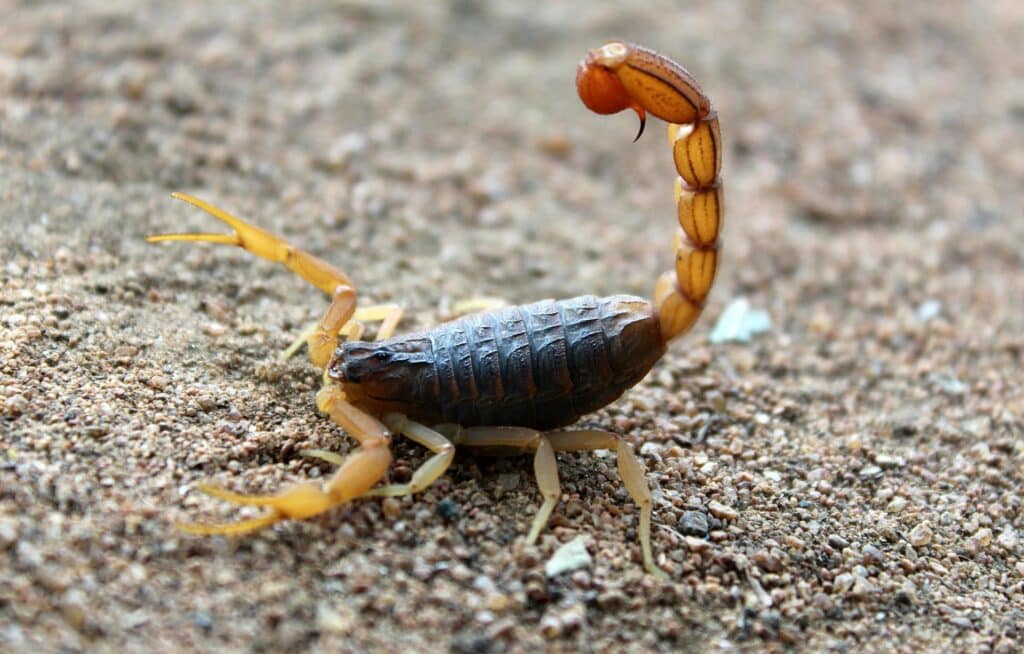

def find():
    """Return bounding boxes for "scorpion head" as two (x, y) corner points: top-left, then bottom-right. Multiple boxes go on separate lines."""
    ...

(326, 338), (432, 409)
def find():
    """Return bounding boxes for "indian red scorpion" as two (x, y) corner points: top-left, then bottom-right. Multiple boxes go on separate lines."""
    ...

(148, 42), (723, 577)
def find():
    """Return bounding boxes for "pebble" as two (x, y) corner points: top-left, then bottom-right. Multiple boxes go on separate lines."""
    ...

(684, 536), (710, 552)
(0, 519), (18, 549)
(858, 464), (883, 479)
(862, 544), (884, 565)
(538, 604), (585, 638)
(678, 510), (710, 537)
(873, 454), (904, 469)
(545, 536), (592, 577)
(707, 501), (738, 521)
(916, 300), (942, 322)
(596, 589), (627, 611)
(4, 394), (30, 416)
(381, 498), (402, 519)
(708, 298), (772, 344)
(967, 528), (992, 554)
(753, 550), (783, 573)
(436, 498), (460, 521)
(997, 527), (1018, 551)
(706, 390), (726, 412)
(910, 522), (933, 547)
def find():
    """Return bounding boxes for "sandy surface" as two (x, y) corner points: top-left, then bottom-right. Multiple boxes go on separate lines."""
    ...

(2, 1), (1022, 652)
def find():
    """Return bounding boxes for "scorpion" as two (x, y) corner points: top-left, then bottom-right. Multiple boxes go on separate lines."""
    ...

(148, 42), (722, 577)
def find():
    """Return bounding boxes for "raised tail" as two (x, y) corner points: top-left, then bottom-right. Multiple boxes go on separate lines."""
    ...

(577, 42), (722, 341)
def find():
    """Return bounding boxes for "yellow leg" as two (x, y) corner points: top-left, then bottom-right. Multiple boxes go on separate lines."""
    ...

(364, 414), (455, 497)
(352, 304), (404, 341)
(449, 297), (508, 318)
(453, 427), (560, 546)
(299, 449), (345, 466)
(148, 192), (357, 369)
(282, 304), (404, 360)
(453, 426), (665, 577)
(546, 430), (666, 579)
(177, 385), (392, 535)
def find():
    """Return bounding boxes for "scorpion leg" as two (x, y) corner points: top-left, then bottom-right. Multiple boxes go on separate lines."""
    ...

(455, 426), (666, 577)
(363, 414), (455, 497)
(177, 385), (392, 535)
(544, 430), (666, 579)
(453, 427), (561, 545)
(147, 193), (358, 369)
(282, 303), (404, 359)
(448, 297), (508, 318)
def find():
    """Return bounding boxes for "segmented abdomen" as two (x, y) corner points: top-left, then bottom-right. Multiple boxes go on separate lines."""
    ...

(331, 295), (665, 430)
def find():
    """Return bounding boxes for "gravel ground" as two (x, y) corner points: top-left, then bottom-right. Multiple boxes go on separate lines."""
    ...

(2, 1), (1022, 652)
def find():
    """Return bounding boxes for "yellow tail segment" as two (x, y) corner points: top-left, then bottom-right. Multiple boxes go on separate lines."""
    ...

(577, 42), (723, 341)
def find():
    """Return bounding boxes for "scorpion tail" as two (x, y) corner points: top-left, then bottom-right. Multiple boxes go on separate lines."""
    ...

(577, 42), (723, 342)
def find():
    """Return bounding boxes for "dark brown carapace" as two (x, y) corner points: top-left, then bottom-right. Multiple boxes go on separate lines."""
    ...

(147, 42), (723, 578)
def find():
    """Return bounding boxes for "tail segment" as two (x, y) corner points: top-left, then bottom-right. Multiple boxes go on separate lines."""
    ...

(577, 42), (722, 341)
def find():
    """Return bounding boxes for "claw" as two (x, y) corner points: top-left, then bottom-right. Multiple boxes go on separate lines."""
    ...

(177, 480), (341, 536)
(176, 512), (282, 536)
(632, 103), (647, 142)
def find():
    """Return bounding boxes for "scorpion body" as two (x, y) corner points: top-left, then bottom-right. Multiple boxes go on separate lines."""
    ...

(148, 42), (723, 577)
(334, 295), (664, 430)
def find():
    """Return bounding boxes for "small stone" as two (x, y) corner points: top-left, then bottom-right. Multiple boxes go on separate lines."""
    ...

(540, 613), (562, 638)
(708, 500), (738, 521)
(496, 473), (519, 494)
(811, 592), (834, 611)
(928, 559), (948, 575)
(849, 575), (876, 598)
(4, 394), (29, 416)
(545, 536), (592, 577)
(436, 498), (460, 521)
(862, 544), (884, 565)
(596, 589), (627, 610)
(316, 603), (355, 634)
(192, 612), (213, 631)
(753, 550), (782, 573)
(997, 527), (1018, 551)
(684, 536), (710, 552)
(995, 638), (1019, 654)
(968, 527), (992, 553)
(705, 390), (726, 412)
(887, 496), (907, 513)
(560, 604), (584, 632)
(452, 633), (496, 654)
(915, 299), (942, 322)
(487, 592), (513, 612)
(678, 510), (710, 537)
(828, 534), (850, 550)
(873, 454), (904, 469)
(709, 297), (772, 344)
(858, 464), (883, 479)
(832, 573), (854, 594)
(909, 522), (933, 547)
(895, 579), (918, 605)
(381, 498), (402, 519)
(0, 518), (18, 548)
